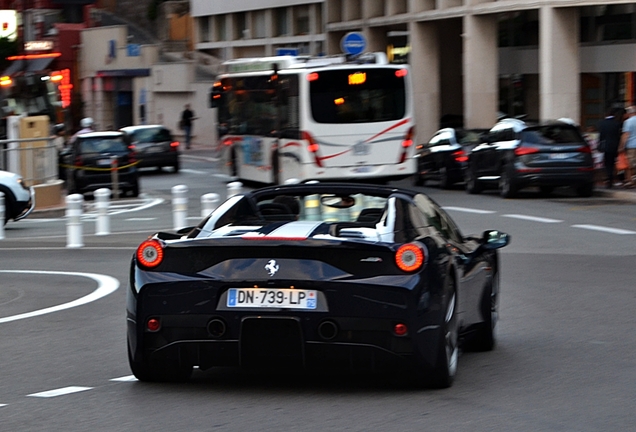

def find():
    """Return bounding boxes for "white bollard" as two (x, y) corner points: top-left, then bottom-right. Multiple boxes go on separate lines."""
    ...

(66, 193), (84, 248)
(201, 193), (220, 218)
(172, 184), (189, 230)
(94, 188), (111, 236)
(0, 192), (5, 240)
(227, 181), (243, 199)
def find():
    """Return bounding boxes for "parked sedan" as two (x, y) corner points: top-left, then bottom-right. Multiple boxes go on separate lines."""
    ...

(0, 169), (34, 224)
(465, 118), (595, 198)
(63, 131), (140, 197)
(120, 125), (180, 173)
(127, 182), (510, 388)
(413, 128), (487, 188)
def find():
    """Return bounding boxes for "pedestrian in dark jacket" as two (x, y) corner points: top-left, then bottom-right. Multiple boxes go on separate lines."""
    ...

(598, 107), (622, 188)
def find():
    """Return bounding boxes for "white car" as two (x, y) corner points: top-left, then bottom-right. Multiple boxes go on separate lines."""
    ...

(0, 169), (35, 224)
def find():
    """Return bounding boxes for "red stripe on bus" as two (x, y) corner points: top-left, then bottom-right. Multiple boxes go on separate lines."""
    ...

(363, 118), (410, 143)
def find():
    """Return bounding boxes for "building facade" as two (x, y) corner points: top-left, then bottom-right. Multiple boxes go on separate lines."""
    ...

(190, 0), (636, 141)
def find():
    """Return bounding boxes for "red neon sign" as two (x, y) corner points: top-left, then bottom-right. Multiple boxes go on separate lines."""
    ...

(51, 69), (73, 108)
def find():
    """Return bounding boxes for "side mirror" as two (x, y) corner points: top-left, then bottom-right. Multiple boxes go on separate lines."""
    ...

(481, 230), (510, 250)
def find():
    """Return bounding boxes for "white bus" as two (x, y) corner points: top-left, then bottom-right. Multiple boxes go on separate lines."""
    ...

(210, 52), (415, 184)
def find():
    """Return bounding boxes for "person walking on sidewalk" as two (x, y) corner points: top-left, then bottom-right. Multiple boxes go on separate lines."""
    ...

(598, 107), (622, 188)
(619, 105), (636, 188)
(180, 104), (198, 149)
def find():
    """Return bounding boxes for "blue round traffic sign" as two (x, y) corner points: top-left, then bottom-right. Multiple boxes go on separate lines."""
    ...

(341, 32), (366, 56)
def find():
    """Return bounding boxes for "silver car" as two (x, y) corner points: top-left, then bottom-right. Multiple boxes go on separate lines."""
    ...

(0, 169), (35, 224)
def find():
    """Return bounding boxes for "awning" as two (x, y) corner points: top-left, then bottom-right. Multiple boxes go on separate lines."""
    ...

(2, 56), (56, 76)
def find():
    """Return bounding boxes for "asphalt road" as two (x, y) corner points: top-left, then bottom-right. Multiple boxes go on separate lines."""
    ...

(1, 152), (635, 431)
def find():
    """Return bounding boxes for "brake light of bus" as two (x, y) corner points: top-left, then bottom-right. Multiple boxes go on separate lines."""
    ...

(395, 69), (408, 78)
(307, 72), (319, 82)
(302, 131), (323, 167)
(0, 76), (12, 86)
(399, 127), (415, 164)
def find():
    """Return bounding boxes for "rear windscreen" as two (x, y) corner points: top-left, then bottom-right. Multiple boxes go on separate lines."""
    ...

(521, 126), (585, 145)
(309, 68), (406, 124)
(132, 128), (172, 143)
(79, 137), (128, 154)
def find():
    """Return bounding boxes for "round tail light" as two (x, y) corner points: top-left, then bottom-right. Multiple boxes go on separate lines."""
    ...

(395, 243), (425, 272)
(136, 239), (164, 268)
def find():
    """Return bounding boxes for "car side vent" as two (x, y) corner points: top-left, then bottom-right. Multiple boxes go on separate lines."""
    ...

(338, 229), (366, 239)
(226, 229), (253, 237)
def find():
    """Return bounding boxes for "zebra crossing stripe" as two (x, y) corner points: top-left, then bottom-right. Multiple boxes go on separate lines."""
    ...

(27, 386), (92, 398)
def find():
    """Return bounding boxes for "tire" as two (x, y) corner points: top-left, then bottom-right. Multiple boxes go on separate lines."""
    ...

(128, 344), (193, 382)
(465, 166), (482, 194)
(173, 159), (180, 174)
(2, 190), (15, 224)
(413, 172), (425, 187)
(466, 274), (498, 352)
(429, 281), (459, 388)
(439, 166), (451, 190)
(576, 182), (594, 197)
(499, 165), (518, 198)
(229, 148), (238, 178)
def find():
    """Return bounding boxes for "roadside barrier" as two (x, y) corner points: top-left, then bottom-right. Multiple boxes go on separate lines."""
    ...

(227, 181), (242, 198)
(66, 194), (84, 248)
(94, 188), (111, 235)
(0, 192), (5, 240)
(172, 184), (188, 230)
(201, 193), (220, 218)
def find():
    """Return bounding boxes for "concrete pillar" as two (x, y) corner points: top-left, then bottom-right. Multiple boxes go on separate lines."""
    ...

(463, 13), (498, 129)
(539, 6), (580, 122)
(364, 26), (387, 53)
(409, 20), (440, 142)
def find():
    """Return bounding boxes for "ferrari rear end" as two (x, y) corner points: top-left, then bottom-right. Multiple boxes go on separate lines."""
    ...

(127, 235), (445, 381)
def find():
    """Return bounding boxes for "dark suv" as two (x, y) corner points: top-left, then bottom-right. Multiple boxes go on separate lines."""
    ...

(120, 125), (180, 172)
(63, 131), (140, 197)
(465, 119), (595, 198)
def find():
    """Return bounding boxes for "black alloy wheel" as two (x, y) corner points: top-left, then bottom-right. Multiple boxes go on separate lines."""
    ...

(439, 166), (451, 190)
(427, 277), (459, 389)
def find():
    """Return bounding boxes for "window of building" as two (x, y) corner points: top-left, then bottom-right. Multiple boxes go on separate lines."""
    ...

(235, 12), (247, 40)
(215, 15), (227, 41)
(294, 5), (310, 35)
(275, 8), (288, 36)
(580, 5), (636, 43)
(199, 16), (210, 42)
(498, 11), (539, 47)
(253, 10), (266, 38)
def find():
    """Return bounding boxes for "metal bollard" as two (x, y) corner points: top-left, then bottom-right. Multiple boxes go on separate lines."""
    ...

(94, 188), (111, 236)
(66, 193), (84, 248)
(227, 181), (243, 199)
(110, 155), (120, 199)
(172, 184), (188, 230)
(0, 192), (5, 240)
(201, 193), (220, 218)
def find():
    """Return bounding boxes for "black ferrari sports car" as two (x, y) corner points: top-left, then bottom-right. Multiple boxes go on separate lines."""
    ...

(127, 183), (509, 388)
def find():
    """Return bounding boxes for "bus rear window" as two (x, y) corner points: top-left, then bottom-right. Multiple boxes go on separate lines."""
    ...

(309, 68), (406, 124)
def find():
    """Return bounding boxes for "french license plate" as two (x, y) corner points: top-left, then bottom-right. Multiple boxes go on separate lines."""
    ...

(549, 153), (569, 160)
(227, 288), (317, 309)
(353, 142), (370, 156)
(353, 166), (371, 173)
(97, 159), (111, 166)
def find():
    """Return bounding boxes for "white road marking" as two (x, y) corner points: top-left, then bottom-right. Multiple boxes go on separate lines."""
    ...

(502, 214), (563, 223)
(0, 404), (6, 408)
(0, 271), (119, 324)
(442, 206), (496, 214)
(572, 224), (636, 235)
(27, 386), (92, 398)
(110, 375), (138, 382)
(125, 217), (157, 221)
(180, 168), (209, 175)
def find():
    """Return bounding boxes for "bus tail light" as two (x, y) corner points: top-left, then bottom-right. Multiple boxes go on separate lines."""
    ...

(302, 131), (323, 167)
(399, 127), (415, 164)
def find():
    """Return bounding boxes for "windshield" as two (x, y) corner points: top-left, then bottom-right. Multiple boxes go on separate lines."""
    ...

(309, 68), (406, 124)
